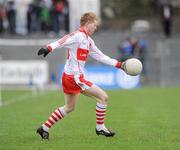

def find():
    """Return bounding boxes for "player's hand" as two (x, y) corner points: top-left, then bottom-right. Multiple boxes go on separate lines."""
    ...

(37, 48), (50, 57)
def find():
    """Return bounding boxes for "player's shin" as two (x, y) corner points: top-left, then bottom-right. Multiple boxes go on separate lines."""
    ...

(42, 106), (67, 132)
(96, 103), (107, 130)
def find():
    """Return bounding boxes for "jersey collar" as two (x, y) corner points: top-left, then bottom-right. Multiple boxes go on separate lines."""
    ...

(79, 27), (89, 38)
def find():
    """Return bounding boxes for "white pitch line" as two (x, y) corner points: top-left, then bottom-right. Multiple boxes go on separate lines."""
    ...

(1, 92), (47, 106)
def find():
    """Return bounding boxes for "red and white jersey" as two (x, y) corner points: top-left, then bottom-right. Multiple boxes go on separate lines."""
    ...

(47, 28), (120, 76)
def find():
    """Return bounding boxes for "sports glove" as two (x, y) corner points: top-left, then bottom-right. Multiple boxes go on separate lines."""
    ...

(37, 48), (50, 57)
(116, 61), (126, 71)
(121, 61), (126, 71)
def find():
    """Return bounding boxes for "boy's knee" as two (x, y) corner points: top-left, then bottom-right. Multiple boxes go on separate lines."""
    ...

(100, 94), (109, 104)
(65, 106), (75, 114)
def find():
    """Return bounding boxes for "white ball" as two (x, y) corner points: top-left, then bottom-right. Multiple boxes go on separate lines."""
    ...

(124, 58), (143, 76)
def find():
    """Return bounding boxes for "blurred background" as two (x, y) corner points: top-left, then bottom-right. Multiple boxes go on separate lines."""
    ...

(1, 1), (180, 149)
(0, 0), (180, 94)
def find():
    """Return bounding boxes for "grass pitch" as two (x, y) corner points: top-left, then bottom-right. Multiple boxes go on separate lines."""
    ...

(0, 88), (180, 150)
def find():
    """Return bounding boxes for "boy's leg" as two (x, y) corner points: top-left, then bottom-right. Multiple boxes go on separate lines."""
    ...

(37, 93), (79, 139)
(82, 85), (115, 137)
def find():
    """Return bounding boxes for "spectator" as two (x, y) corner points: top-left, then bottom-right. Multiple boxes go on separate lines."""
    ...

(39, 1), (50, 33)
(159, 0), (173, 37)
(6, 1), (16, 34)
(0, 4), (5, 34)
(63, 0), (69, 32)
(27, 4), (33, 33)
(49, 0), (64, 34)
(26, 3), (39, 33)
(118, 37), (137, 61)
(118, 36), (148, 79)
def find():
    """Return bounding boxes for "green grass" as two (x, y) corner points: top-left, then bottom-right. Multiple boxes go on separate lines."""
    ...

(1, 88), (180, 150)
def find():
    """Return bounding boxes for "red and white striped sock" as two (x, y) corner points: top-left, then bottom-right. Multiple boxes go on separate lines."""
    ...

(42, 106), (67, 132)
(96, 103), (107, 130)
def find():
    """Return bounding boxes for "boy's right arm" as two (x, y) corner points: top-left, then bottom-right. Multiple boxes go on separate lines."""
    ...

(37, 32), (78, 57)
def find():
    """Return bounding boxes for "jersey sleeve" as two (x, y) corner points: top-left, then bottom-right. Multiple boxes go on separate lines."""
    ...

(46, 32), (78, 51)
(89, 39), (119, 67)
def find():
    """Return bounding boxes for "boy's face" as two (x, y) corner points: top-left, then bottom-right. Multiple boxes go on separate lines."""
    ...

(86, 20), (98, 35)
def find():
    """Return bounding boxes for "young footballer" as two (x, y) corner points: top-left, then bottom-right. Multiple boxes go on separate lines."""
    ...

(37, 12), (125, 140)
